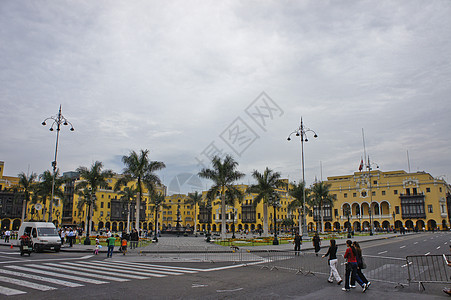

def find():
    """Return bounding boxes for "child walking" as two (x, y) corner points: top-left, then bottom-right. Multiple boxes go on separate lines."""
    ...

(121, 237), (128, 255)
(94, 235), (100, 255)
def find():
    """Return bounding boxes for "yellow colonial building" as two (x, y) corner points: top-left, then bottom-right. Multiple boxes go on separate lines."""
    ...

(318, 170), (451, 232)
(1, 159), (450, 235)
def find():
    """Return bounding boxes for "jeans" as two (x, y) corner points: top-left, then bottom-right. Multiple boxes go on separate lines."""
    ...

(345, 262), (364, 289)
(107, 245), (114, 257)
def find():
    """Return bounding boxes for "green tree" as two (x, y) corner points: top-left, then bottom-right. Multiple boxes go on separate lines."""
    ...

(185, 191), (203, 236)
(148, 192), (169, 242)
(76, 161), (113, 243)
(17, 172), (37, 224)
(121, 149), (166, 232)
(117, 185), (138, 233)
(198, 155), (245, 239)
(309, 181), (336, 233)
(224, 188), (244, 238)
(33, 170), (64, 222)
(287, 181), (310, 235)
(76, 187), (98, 236)
(247, 167), (283, 237)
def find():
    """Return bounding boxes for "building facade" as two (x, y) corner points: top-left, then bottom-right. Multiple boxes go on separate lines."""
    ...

(1, 160), (450, 234)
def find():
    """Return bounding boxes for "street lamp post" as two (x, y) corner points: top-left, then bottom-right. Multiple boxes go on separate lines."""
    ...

(288, 117), (318, 239)
(42, 105), (74, 223)
(365, 156), (378, 236)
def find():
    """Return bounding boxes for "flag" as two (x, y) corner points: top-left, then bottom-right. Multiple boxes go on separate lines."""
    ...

(359, 158), (364, 171)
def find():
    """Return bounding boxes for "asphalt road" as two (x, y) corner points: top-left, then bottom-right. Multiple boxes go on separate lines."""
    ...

(0, 232), (449, 299)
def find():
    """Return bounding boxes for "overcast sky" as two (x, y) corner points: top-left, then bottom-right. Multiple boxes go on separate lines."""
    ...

(1, 1), (450, 194)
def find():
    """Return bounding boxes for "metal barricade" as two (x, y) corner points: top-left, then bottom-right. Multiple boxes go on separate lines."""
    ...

(250, 250), (408, 287)
(407, 255), (451, 290)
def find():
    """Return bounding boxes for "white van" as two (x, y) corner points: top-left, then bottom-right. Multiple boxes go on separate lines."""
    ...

(17, 222), (61, 252)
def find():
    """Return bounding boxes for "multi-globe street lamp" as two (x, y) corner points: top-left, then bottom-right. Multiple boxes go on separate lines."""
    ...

(364, 156), (379, 236)
(42, 105), (74, 223)
(287, 117), (318, 239)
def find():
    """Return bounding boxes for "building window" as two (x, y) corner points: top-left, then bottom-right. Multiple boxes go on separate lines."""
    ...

(428, 205), (433, 213)
(361, 191), (367, 197)
(353, 193), (357, 197)
(334, 209), (338, 217)
(382, 191), (386, 196)
(373, 180), (377, 185)
(258, 213), (261, 219)
(107, 203), (110, 209)
(405, 188), (410, 195)
(413, 188), (418, 195)
(372, 191), (376, 196)
(394, 190), (398, 195)
(101, 194), (104, 198)
(101, 202), (104, 208)
(440, 187), (442, 192)
(100, 211), (103, 217)
(344, 193), (347, 198)
(395, 206), (399, 214)
(426, 188), (431, 193)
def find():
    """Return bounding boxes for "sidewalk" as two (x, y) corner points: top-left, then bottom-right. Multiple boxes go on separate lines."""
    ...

(0, 232), (410, 253)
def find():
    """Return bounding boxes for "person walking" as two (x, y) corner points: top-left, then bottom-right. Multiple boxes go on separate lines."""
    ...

(351, 241), (371, 289)
(294, 232), (302, 256)
(68, 228), (75, 247)
(4, 229), (11, 243)
(322, 239), (342, 285)
(312, 232), (321, 256)
(343, 240), (367, 292)
(94, 235), (100, 255)
(106, 234), (116, 258)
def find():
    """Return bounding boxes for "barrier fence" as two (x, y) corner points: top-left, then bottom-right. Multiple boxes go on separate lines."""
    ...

(407, 254), (451, 290)
(125, 245), (451, 290)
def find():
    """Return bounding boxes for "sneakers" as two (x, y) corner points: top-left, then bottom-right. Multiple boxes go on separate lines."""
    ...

(366, 282), (371, 288)
(350, 285), (356, 288)
(342, 288), (350, 292)
(337, 280), (342, 285)
(328, 280), (333, 283)
(362, 283), (368, 293)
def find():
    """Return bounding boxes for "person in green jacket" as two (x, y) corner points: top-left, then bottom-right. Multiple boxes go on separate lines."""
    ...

(106, 235), (116, 258)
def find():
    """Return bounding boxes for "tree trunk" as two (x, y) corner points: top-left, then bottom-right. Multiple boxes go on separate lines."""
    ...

(135, 191), (141, 233)
(263, 203), (269, 237)
(221, 190), (227, 239)
(193, 206), (197, 236)
(21, 199), (27, 224)
(298, 209), (302, 235)
(127, 201), (131, 233)
(320, 199), (324, 233)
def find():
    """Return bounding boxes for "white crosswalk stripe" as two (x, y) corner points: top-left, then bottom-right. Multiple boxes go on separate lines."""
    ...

(27, 264), (130, 282)
(63, 261), (168, 277)
(5, 265), (108, 285)
(0, 260), (200, 296)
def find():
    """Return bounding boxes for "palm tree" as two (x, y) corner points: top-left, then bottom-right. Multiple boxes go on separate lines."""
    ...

(76, 187), (98, 238)
(198, 155), (245, 239)
(247, 167), (283, 237)
(287, 181), (309, 235)
(76, 161), (113, 244)
(309, 181), (336, 233)
(224, 188), (244, 238)
(148, 192), (169, 242)
(121, 149), (166, 232)
(17, 172), (37, 224)
(268, 192), (281, 244)
(33, 170), (64, 222)
(118, 185), (138, 234)
(185, 191), (203, 236)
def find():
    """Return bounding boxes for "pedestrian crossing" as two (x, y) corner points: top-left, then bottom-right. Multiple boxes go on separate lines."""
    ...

(0, 260), (201, 296)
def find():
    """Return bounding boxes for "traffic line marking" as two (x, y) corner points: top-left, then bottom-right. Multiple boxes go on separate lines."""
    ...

(60, 262), (150, 279)
(0, 286), (26, 296)
(414, 242), (418, 245)
(29, 264), (129, 282)
(437, 246), (441, 250)
(72, 261), (168, 278)
(425, 252), (431, 256)
(400, 246), (406, 249)
(5, 265), (107, 285)
(0, 275), (56, 291)
(0, 268), (83, 287)
(378, 251), (388, 255)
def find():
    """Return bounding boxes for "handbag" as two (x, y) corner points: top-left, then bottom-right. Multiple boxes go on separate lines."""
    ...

(360, 257), (367, 269)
